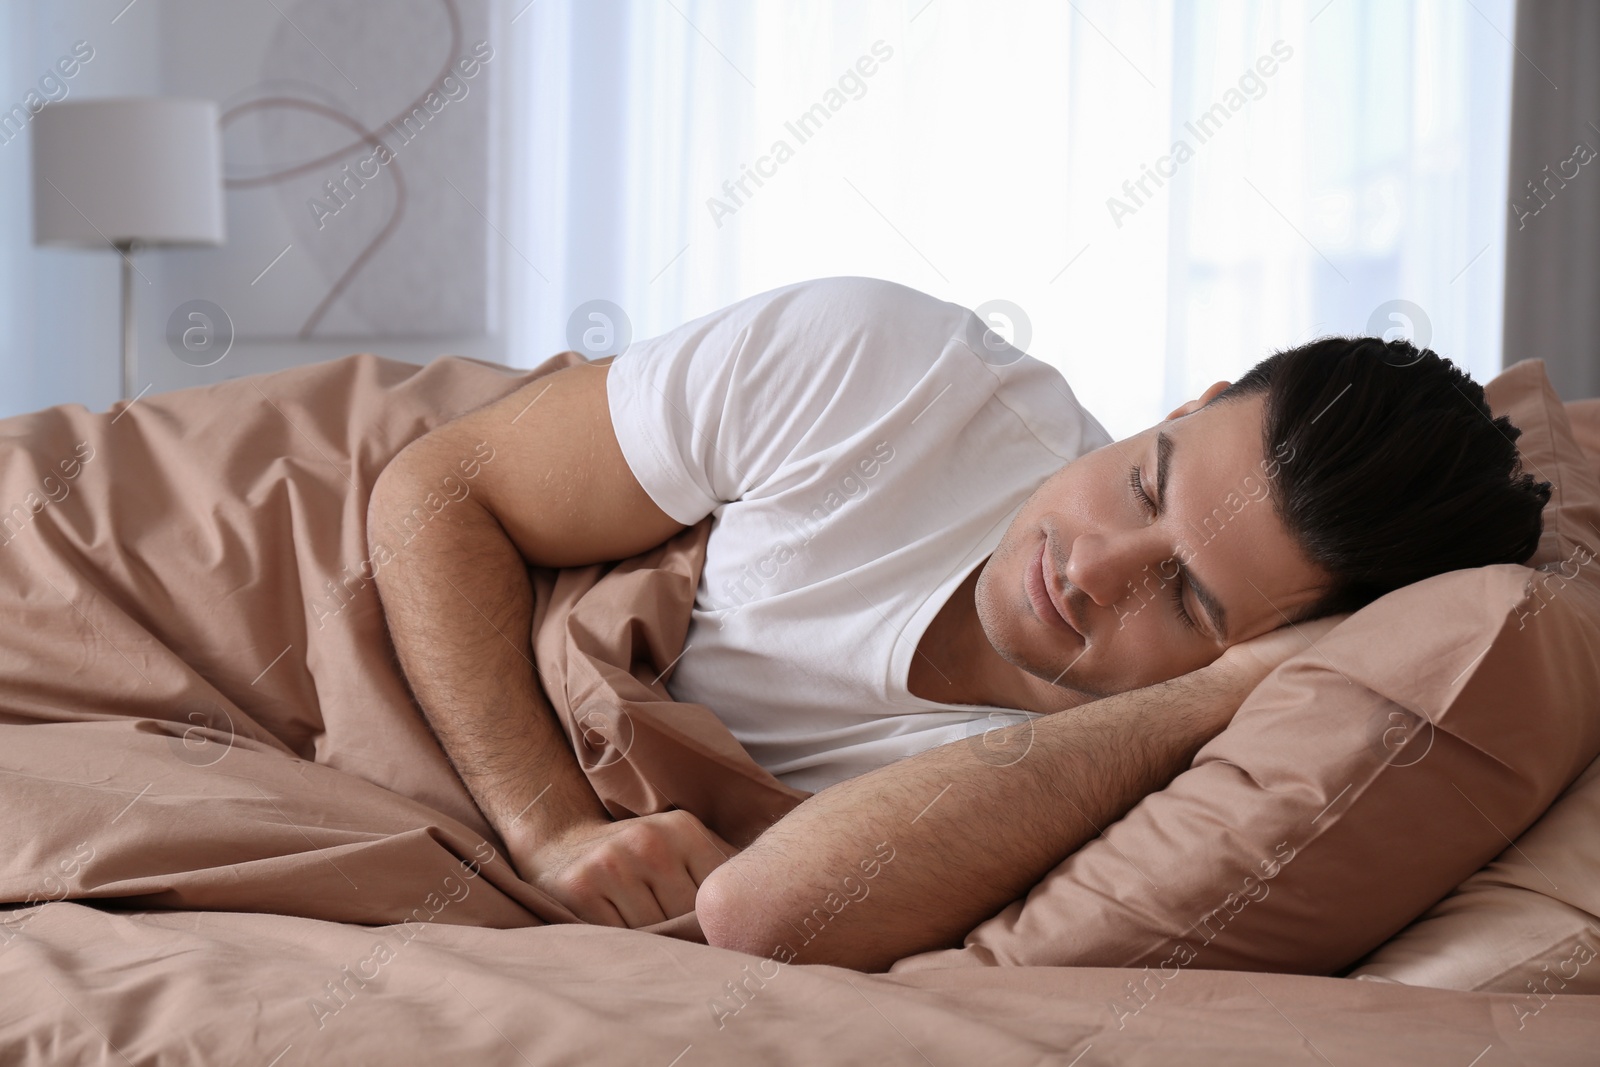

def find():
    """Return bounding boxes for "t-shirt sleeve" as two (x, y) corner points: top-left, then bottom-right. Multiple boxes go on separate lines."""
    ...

(604, 277), (970, 526)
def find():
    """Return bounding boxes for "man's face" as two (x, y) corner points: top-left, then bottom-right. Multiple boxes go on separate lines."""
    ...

(975, 387), (1330, 699)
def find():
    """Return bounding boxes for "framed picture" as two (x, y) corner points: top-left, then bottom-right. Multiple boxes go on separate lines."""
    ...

(160, 0), (495, 340)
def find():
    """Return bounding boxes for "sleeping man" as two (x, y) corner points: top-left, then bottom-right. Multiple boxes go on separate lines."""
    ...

(367, 277), (1549, 971)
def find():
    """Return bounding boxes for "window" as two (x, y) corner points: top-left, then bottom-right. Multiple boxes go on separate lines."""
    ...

(511, 0), (1513, 437)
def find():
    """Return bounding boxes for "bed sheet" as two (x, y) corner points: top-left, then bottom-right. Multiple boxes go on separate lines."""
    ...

(3, 901), (1595, 1065)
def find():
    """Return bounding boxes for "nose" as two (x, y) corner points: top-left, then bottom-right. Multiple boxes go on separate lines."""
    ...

(1061, 530), (1153, 608)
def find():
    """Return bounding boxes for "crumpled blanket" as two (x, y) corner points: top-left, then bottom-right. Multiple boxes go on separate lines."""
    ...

(0, 350), (807, 939)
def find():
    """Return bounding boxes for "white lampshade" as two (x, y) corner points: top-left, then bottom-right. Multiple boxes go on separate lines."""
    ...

(32, 97), (224, 248)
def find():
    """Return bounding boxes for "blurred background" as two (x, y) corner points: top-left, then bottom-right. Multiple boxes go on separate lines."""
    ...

(1, 0), (1594, 438)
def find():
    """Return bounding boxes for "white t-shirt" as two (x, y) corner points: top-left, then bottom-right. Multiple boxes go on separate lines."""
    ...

(605, 277), (1112, 793)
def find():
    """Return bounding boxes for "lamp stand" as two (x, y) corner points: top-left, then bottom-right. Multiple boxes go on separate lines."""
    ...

(115, 240), (138, 402)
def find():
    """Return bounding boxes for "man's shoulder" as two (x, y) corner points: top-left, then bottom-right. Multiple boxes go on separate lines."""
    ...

(737, 277), (977, 381)
(754, 276), (966, 321)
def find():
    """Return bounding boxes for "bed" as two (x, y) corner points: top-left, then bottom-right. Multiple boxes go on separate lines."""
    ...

(2, 351), (1596, 1065)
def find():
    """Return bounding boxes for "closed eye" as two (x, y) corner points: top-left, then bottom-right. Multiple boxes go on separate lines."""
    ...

(1127, 465), (1199, 632)
(1128, 465), (1154, 512)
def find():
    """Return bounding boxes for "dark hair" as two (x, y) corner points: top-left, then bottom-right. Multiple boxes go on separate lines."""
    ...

(1213, 337), (1551, 620)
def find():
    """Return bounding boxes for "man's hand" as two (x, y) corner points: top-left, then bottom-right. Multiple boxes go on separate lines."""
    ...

(521, 810), (738, 928)
(1215, 612), (1349, 695)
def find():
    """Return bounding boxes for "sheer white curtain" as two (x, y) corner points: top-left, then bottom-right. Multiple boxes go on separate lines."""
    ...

(508, 0), (1513, 438)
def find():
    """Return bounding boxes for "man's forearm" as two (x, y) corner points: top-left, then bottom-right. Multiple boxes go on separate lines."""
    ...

(368, 454), (608, 874)
(696, 661), (1257, 971)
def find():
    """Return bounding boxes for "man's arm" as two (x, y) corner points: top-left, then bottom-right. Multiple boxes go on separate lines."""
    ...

(694, 622), (1337, 971)
(369, 358), (732, 928)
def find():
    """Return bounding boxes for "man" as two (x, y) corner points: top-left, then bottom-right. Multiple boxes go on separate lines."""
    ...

(368, 277), (1548, 971)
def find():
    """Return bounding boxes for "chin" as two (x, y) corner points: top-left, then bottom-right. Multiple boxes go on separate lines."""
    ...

(975, 559), (1091, 692)
(972, 561), (1021, 657)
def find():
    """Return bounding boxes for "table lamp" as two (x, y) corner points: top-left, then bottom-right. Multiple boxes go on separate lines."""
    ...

(31, 97), (226, 400)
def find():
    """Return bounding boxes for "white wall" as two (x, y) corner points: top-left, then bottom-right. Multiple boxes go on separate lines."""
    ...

(0, 0), (529, 419)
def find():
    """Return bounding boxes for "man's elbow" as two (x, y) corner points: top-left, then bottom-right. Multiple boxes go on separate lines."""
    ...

(366, 443), (471, 556)
(696, 861), (764, 956)
(696, 861), (867, 969)
(697, 861), (805, 961)
(366, 448), (419, 542)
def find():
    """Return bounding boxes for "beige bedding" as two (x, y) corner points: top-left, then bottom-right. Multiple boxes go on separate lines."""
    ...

(5, 901), (1596, 1065)
(0, 351), (1595, 1063)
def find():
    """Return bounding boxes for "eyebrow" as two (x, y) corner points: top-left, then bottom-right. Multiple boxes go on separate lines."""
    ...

(1154, 430), (1229, 643)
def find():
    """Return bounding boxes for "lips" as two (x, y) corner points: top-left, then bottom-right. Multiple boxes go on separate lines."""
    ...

(1041, 544), (1084, 637)
(1026, 538), (1081, 638)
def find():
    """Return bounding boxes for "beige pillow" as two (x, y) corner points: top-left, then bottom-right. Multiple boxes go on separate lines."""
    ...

(890, 359), (1600, 981)
(1348, 392), (1600, 998)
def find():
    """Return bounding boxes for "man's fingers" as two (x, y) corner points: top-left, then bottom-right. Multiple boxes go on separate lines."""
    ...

(645, 865), (702, 921)
(610, 816), (733, 926)
(619, 818), (729, 925)
(608, 881), (671, 929)
(532, 810), (744, 928)
(563, 868), (665, 928)
(569, 894), (628, 928)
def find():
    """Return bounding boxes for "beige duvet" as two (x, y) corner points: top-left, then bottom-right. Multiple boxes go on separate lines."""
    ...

(0, 352), (1593, 1064)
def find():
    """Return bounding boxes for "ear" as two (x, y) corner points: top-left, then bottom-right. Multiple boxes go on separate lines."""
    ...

(1163, 380), (1232, 422)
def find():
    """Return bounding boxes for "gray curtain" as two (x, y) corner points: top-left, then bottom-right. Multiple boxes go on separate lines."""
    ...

(1503, 0), (1600, 399)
